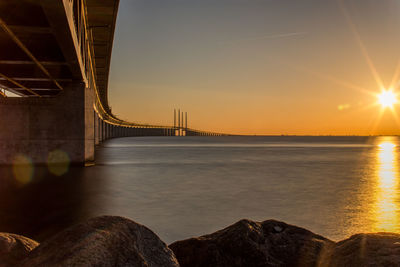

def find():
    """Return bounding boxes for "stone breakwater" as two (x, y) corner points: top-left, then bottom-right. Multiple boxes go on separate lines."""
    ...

(1, 216), (400, 266)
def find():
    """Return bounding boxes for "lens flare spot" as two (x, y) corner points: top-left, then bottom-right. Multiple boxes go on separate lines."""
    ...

(47, 150), (70, 176)
(12, 154), (33, 185)
(337, 104), (350, 111)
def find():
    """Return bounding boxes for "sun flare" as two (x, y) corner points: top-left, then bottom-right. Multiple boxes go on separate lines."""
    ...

(378, 90), (398, 108)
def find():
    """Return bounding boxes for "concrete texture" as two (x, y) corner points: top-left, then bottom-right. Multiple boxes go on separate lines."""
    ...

(0, 82), (94, 165)
(84, 84), (95, 163)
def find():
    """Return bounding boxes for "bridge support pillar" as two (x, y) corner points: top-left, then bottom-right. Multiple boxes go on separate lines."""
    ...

(94, 114), (100, 145)
(0, 82), (95, 165)
(101, 120), (104, 142)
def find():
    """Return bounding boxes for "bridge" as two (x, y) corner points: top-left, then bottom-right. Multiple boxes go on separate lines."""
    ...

(0, 0), (225, 165)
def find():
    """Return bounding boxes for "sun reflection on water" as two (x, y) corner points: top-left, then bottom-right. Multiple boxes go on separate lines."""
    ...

(374, 138), (399, 232)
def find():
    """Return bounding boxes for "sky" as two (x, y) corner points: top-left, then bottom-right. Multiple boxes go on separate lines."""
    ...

(108, 0), (400, 135)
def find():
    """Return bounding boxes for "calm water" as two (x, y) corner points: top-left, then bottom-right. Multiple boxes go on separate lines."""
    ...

(1, 136), (400, 243)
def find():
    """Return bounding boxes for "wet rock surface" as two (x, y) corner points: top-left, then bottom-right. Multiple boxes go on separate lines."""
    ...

(327, 233), (400, 267)
(4, 216), (400, 266)
(169, 219), (335, 267)
(19, 216), (179, 267)
(0, 233), (39, 266)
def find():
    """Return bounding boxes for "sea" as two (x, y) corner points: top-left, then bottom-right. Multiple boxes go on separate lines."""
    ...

(1, 135), (399, 244)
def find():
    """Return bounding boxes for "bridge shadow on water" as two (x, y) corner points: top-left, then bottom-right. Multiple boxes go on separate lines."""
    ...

(0, 164), (107, 242)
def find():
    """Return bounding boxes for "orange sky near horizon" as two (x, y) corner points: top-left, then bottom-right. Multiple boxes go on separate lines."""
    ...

(108, 0), (400, 136)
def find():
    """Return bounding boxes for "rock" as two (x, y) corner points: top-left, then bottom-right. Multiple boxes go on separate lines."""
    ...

(0, 233), (39, 266)
(325, 233), (400, 266)
(20, 216), (179, 267)
(169, 219), (334, 267)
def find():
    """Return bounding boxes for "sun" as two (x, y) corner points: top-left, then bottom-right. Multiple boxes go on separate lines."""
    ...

(378, 90), (398, 108)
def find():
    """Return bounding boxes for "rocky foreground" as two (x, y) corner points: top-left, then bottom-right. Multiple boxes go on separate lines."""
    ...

(1, 216), (400, 266)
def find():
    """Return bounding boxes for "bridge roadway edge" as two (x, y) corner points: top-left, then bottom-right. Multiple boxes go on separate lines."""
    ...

(0, 0), (227, 165)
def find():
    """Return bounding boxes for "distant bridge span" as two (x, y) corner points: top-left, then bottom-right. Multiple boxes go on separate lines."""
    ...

(0, 0), (225, 165)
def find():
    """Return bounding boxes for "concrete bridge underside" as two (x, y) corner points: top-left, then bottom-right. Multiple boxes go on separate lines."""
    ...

(0, 0), (224, 165)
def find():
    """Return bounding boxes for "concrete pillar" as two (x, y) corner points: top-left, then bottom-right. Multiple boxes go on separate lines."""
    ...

(101, 120), (104, 141)
(85, 84), (95, 162)
(99, 119), (102, 142)
(94, 114), (100, 145)
(102, 123), (104, 140)
(100, 118), (103, 141)
(0, 82), (95, 164)
(98, 116), (101, 143)
(106, 123), (108, 139)
(104, 123), (107, 140)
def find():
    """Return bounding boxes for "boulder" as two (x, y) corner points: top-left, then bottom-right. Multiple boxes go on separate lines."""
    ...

(326, 233), (400, 266)
(169, 219), (334, 267)
(0, 233), (39, 266)
(20, 216), (179, 267)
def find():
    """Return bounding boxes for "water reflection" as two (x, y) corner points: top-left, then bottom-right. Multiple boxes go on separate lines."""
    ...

(374, 138), (399, 232)
(0, 166), (100, 241)
(2, 136), (400, 244)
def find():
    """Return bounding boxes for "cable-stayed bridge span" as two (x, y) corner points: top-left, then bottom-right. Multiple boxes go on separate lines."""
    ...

(0, 0), (226, 165)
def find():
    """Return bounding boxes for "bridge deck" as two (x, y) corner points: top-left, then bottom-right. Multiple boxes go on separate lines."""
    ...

(0, 0), (69, 97)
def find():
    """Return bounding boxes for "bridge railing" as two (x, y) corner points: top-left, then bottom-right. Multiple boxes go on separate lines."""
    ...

(66, 0), (168, 129)
(67, 0), (229, 137)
